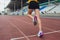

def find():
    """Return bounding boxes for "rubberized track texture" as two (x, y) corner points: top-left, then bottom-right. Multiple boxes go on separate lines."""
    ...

(0, 16), (60, 40)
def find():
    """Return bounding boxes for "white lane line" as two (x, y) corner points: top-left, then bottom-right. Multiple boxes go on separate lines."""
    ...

(10, 17), (60, 40)
(11, 30), (60, 40)
(8, 21), (30, 40)
(44, 30), (60, 34)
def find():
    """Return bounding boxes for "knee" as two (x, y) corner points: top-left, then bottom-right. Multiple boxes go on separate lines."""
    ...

(35, 14), (40, 18)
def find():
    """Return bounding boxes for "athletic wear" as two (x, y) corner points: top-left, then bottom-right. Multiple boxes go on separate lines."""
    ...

(28, 0), (38, 3)
(33, 16), (37, 25)
(28, 1), (39, 9)
(37, 31), (43, 37)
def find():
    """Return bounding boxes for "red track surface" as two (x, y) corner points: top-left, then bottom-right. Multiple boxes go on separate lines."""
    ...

(0, 16), (60, 40)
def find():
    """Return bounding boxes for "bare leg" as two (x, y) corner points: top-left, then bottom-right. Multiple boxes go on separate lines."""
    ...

(35, 9), (42, 31)
(28, 9), (43, 37)
(27, 9), (42, 31)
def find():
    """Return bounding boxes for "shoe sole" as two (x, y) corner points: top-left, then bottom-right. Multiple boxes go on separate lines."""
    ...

(34, 16), (37, 25)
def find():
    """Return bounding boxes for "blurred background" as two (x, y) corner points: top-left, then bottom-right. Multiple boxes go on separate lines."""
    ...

(0, 0), (60, 16)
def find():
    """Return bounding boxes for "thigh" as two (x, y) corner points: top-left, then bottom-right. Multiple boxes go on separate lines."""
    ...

(34, 9), (40, 17)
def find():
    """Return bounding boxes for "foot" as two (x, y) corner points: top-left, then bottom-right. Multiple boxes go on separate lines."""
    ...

(33, 16), (37, 25)
(37, 31), (43, 38)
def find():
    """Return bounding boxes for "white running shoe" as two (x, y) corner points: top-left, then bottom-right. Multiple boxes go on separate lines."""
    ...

(37, 31), (43, 38)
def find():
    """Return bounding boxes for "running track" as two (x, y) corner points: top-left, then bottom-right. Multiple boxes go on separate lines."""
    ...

(0, 15), (60, 40)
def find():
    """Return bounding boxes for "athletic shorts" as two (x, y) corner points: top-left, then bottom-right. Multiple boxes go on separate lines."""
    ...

(28, 1), (39, 9)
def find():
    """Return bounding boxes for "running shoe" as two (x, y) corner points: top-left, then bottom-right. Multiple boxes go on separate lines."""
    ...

(33, 16), (37, 25)
(37, 31), (43, 38)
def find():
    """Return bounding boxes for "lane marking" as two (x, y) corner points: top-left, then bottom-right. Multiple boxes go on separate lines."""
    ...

(11, 30), (60, 40)
(9, 17), (60, 40)
(7, 20), (30, 40)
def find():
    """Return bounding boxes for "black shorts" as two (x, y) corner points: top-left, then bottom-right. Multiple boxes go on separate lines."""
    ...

(28, 1), (39, 9)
